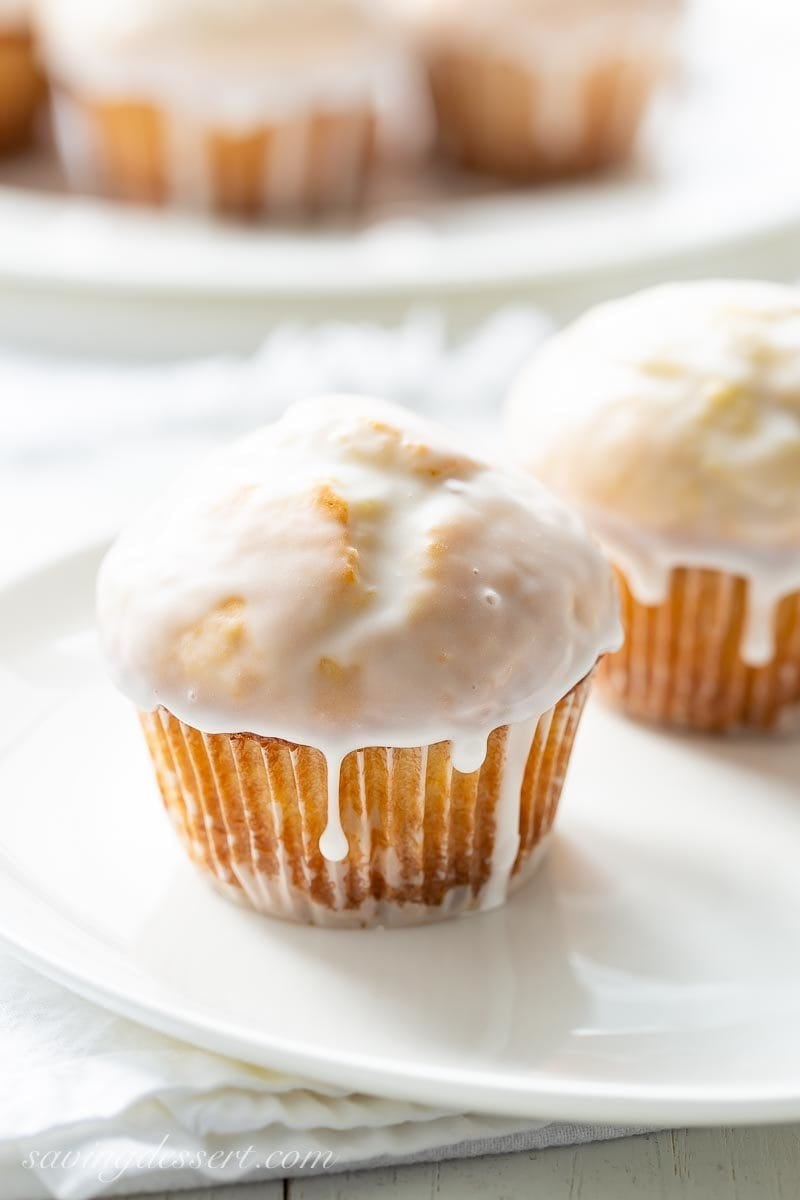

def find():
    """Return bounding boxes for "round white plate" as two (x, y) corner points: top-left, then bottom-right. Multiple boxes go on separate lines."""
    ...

(0, 0), (798, 303)
(1, 545), (800, 1126)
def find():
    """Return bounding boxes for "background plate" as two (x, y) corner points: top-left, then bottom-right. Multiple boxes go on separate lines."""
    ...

(0, 545), (799, 1126)
(0, 0), (798, 310)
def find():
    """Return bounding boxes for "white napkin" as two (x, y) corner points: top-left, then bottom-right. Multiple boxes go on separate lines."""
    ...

(0, 951), (642, 1200)
(0, 311), (644, 1200)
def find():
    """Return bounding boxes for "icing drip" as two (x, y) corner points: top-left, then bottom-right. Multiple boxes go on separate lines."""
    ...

(589, 510), (800, 669)
(164, 111), (213, 209)
(451, 734), (489, 776)
(480, 716), (537, 912)
(527, 65), (588, 162)
(741, 577), (793, 669)
(319, 750), (348, 862)
(36, 0), (410, 128)
(51, 92), (104, 193)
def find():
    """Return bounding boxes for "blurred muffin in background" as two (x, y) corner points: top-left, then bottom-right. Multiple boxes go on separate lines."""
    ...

(506, 281), (800, 734)
(407, 0), (680, 180)
(0, 0), (44, 152)
(35, 0), (411, 217)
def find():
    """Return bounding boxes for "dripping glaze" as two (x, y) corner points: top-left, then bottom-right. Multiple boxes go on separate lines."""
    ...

(586, 511), (800, 669)
(36, 0), (409, 125)
(313, 715), (536, 901)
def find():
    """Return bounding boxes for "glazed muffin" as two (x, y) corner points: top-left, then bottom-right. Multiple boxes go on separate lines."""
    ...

(0, 1), (44, 152)
(97, 395), (620, 927)
(506, 281), (800, 733)
(406, 0), (679, 180)
(35, 0), (409, 216)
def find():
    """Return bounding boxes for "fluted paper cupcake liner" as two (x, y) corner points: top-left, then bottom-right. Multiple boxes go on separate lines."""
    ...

(51, 89), (375, 216)
(598, 568), (800, 732)
(138, 675), (591, 927)
(425, 46), (662, 179)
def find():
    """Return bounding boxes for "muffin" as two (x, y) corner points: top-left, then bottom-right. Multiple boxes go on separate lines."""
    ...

(506, 280), (800, 733)
(35, 0), (408, 216)
(97, 395), (620, 927)
(0, 1), (44, 152)
(407, 0), (679, 180)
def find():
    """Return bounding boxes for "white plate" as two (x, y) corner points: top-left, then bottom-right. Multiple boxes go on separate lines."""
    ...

(1, 544), (800, 1126)
(0, 0), (798, 303)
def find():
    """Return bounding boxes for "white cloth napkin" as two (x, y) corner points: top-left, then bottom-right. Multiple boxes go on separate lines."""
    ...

(0, 312), (645, 1200)
(0, 951), (644, 1200)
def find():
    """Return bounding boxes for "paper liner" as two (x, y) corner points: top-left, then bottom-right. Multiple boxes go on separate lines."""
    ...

(598, 568), (800, 732)
(138, 675), (591, 927)
(50, 89), (376, 216)
(0, 32), (45, 153)
(425, 46), (665, 179)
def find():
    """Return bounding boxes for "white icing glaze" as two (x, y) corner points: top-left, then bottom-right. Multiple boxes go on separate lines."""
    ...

(404, 0), (678, 70)
(50, 92), (103, 193)
(320, 750), (348, 862)
(481, 716), (537, 912)
(586, 510), (800, 668)
(505, 280), (800, 668)
(450, 734), (488, 776)
(98, 395), (620, 877)
(35, 0), (409, 125)
(35, 0), (387, 62)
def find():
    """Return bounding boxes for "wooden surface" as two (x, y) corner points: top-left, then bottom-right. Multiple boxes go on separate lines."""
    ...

(134, 1127), (800, 1199)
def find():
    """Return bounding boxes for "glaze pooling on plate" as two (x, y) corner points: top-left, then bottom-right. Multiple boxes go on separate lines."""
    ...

(97, 395), (620, 871)
(506, 280), (800, 667)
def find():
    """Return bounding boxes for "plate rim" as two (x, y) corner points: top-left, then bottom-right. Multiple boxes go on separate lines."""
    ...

(1, 185), (799, 300)
(3, 914), (800, 1128)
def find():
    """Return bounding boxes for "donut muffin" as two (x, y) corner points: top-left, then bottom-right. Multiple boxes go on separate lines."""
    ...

(406, 0), (679, 180)
(0, 1), (44, 152)
(97, 395), (620, 927)
(36, 0), (408, 216)
(506, 281), (800, 732)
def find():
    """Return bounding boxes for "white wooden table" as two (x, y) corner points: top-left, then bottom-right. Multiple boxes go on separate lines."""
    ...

(133, 1128), (800, 1200)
